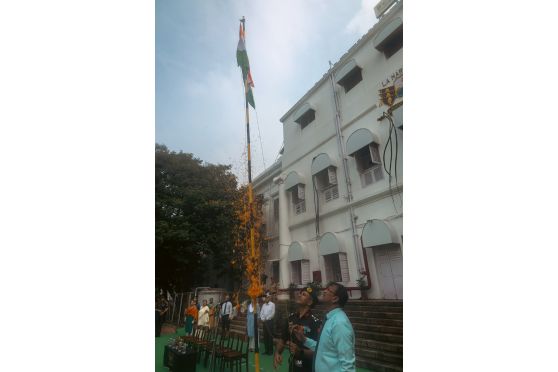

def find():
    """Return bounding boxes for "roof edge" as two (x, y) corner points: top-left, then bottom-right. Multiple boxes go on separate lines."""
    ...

(280, 1), (403, 123)
(253, 158), (282, 188)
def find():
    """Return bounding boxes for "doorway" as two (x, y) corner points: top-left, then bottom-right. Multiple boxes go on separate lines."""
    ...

(373, 245), (403, 299)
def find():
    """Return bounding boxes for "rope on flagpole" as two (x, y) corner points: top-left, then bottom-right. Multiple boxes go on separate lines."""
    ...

(254, 109), (267, 171)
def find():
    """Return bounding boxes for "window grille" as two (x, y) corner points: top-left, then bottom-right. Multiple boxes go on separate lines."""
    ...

(324, 184), (339, 203)
(360, 165), (384, 187)
(294, 200), (306, 214)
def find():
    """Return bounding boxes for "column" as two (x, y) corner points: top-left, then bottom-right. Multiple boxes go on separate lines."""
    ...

(273, 175), (291, 300)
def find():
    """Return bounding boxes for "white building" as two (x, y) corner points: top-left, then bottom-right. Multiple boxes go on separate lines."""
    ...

(254, 1), (403, 300)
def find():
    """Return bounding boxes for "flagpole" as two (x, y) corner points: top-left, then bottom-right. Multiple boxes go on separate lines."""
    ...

(240, 16), (261, 372)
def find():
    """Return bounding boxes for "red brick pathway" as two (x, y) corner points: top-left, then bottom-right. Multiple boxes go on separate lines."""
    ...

(161, 323), (177, 336)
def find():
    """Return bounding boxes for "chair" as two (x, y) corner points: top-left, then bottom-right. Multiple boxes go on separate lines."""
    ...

(212, 330), (237, 371)
(202, 328), (231, 370)
(183, 326), (203, 350)
(191, 326), (211, 354)
(221, 332), (249, 372)
(199, 326), (220, 367)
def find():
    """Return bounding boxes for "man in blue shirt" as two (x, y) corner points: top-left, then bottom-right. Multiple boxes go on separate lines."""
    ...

(293, 282), (356, 372)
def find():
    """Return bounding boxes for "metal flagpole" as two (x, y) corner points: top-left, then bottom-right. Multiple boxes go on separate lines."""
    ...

(239, 16), (261, 372)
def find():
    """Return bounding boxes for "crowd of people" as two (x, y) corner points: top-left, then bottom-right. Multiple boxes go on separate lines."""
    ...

(156, 281), (357, 371)
(179, 294), (235, 337)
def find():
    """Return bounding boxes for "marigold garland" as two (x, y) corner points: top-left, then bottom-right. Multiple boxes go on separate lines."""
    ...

(232, 187), (266, 300)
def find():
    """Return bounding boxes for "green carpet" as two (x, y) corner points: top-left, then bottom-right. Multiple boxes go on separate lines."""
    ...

(155, 327), (373, 372)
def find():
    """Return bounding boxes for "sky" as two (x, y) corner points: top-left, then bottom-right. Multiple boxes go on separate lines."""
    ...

(156, 0), (378, 182)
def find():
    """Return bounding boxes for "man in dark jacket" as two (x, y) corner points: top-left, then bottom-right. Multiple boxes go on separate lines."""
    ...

(274, 286), (321, 371)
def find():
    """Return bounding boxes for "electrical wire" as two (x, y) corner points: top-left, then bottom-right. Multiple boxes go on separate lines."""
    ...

(238, 69), (265, 181)
(381, 111), (400, 214)
(386, 113), (402, 208)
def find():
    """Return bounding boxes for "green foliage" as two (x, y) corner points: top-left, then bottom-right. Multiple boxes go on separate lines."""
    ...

(155, 144), (241, 291)
(306, 281), (322, 290)
(356, 270), (368, 288)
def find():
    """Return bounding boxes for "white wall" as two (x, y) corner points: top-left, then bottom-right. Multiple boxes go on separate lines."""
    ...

(256, 4), (403, 297)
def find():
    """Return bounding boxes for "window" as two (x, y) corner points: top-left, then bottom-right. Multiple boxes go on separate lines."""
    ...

(295, 108), (315, 129)
(324, 253), (349, 283)
(260, 198), (268, 225)
(314, 167), (339, 204)
(273, 198), (279, 219)
(382, 27), (402, 58)
(353, 143), (384, 187)
(272, 262), (280, 284)
(291, 261), (302, 285)
(335, 59), (363, 93)
(291, 185), (306, 215)
(293, 103), (316, 130)
(271, 198), (279, 236)
(373, 17), (403, 59)
(290, 260), (310, 285)
(337, 66), (363, 93)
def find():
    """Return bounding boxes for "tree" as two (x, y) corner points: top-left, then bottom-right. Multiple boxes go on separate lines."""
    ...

(155, 144), (241, 291)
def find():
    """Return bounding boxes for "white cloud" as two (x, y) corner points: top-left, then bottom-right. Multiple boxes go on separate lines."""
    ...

(232, 0), (327, 84)
(346, 0), (377, 35)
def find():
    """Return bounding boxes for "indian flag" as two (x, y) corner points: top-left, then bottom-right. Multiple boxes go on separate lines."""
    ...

(236, 20), (256, 109)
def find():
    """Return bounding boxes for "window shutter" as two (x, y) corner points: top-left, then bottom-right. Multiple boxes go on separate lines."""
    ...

(295, 200), (306, 214)
(301, 260), (310, 285)
(297, 184), (305, 200)
(362, 170), (374, 186)
(273, 262), (280, 283)
(327, 167), (337, 185)
(325, 188), (332, 203)
(370, 143), (381, 164)
(273, 199), (279, 218)
(324, 185), (339, 203)
(373, 166), (384, 181)
(261, 201), (268, 225)
(339, 253), (350, 283)
(325, 256), (333, 283)
(290, 262), (296, 284)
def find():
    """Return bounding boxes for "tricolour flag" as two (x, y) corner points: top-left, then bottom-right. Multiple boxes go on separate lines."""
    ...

(236, 20), (256, 109)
